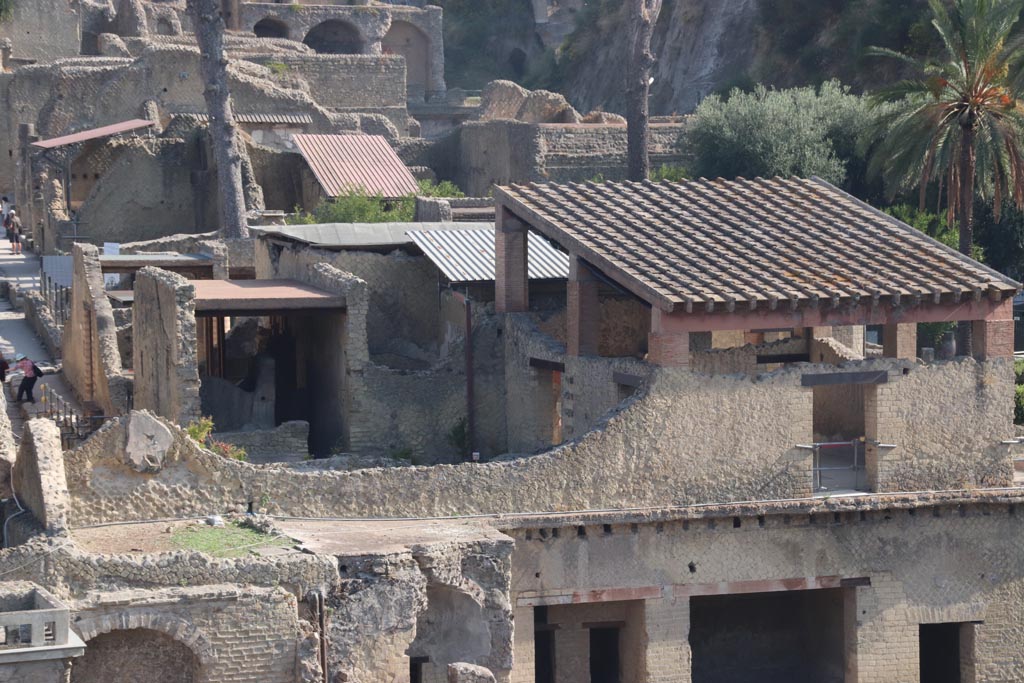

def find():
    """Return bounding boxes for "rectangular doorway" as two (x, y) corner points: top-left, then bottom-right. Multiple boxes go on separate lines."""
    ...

(690, 588), (846, 683)
(589, 627), (620, 683)
(919, 623), (962, 683)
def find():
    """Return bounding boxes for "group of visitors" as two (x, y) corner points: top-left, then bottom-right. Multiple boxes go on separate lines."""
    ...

(1, 196), (22, 255)
(0, 353), (38, 403)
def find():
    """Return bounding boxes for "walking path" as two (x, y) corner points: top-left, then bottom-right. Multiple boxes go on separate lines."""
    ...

(0, 249), (82, 441)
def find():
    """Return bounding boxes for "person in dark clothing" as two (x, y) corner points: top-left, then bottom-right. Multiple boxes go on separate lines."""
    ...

(0, 357), (9, 383)
(14, 353), (37, 404)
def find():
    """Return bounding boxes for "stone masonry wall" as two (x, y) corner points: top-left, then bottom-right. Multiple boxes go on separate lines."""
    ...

(11, 419), (67, 535)
(257, 239), (509, 461)
(61, 348), (1016, 523)
(132, 267), (201, 425)
(247, 55), (408, 130)
(62, 244), (131, 416)
(0, 0), (82, 64)
(507, 499), (1024, 683)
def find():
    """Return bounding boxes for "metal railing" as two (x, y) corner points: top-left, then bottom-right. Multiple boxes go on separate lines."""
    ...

(38, 383), (110, 449)
(39, 274), (71, 325)
(799, 439), (869, 493)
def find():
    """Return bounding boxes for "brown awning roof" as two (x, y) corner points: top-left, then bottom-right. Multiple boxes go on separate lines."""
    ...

(495, 177), (1021, 313)
(32, 119), (156, 150)
(190, 279), (345, 315)
(292, 134), (419, 200)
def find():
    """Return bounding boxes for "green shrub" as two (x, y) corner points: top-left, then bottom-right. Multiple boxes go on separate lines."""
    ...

(650, 165), (689, 183)
(186, 416), (215, 443)
(265, 61), (290, 76)
(688, 81), (870, 190)
(1015, 385), (1024, 425)
(288, 179), (464, 225)
(1015, 358), (1024, 384)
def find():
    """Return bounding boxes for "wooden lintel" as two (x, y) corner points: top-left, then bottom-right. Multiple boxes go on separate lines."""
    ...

(612, 371), (644, 387)
(756, 353), (810, 364)
(529, 358), (565, 373)
(839, 577), (872, 588)
(801, 371), (889, 387)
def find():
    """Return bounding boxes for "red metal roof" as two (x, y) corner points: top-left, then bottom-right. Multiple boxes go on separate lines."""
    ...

(31, 119), (156, 150)
(292, 134), (419, 200)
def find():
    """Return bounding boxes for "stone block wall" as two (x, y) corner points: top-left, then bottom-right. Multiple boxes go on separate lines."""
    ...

(62, 244), (132, 416)
(132, 267), (201, 426)
(12, 419), (68, 535)
(248, 55), (408, 131)
(0, 0), (82, 64)
(506, 496), (1024, 683)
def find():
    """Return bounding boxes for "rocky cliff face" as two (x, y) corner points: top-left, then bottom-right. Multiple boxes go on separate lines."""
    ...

(559, 0), (762, 116)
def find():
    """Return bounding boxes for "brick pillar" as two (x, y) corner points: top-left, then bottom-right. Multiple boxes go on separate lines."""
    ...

(973, 300), (1014, 360)
(623, 597), (691, 683)
(648, 309), (690, 367)
(495, 208), (529, 313)
(567, 256), (600, 356)
(882, 323), (917, 359)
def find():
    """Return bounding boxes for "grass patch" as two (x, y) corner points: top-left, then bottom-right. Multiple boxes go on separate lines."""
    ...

(171, 522), (291, 558)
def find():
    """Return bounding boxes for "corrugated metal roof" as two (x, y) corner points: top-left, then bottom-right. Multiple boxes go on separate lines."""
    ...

(408, 227), (569, 283)
(292, 134), (419, 200)
(178, 112), (313, 125)
(32, 119), (155, 149)
(253, 222), (494, 250)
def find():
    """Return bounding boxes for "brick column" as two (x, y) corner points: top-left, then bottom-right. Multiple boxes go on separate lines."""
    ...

(973, 299), (1014, 360)
(623, 597), (691, 683)
(882, 323), (917, 359)
(648, 309), (690, 367)
(495, 208), (529, 313)
(567, 256), (600, 356)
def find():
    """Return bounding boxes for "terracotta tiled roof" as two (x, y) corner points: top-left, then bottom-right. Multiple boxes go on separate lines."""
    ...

(32, 119), (155, 149)
(292, 134), (419, 200)
(495, 177), (1021, 313)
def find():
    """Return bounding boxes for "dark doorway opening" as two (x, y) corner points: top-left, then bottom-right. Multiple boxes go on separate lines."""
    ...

(589, 627), (620, 683)
(690, 589), (846, 683)
(919, 623), (961, 683)
(535, 629), (555, 683)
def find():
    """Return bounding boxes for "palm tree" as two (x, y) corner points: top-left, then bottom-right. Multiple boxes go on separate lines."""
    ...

(868, 0), (1024, 354)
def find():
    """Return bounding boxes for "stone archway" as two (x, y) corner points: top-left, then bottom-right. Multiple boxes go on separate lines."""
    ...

(254, 16), (289, 39)
(303, 19), (364, 54)
(71, 628), (202, 683)
(382, 20), (430, 101)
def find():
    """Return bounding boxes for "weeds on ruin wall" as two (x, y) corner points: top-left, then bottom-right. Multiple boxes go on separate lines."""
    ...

(186, 416), (248, 461)
(288, 180), (464, 225)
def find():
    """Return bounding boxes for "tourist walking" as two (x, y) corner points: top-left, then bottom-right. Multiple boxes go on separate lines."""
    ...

(8, 210), (23, 255)
(14, 353), (38, 404)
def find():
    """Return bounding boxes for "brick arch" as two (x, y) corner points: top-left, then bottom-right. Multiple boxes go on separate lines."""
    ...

(303, 19), (365, 54)
(74, 612), (216, 666)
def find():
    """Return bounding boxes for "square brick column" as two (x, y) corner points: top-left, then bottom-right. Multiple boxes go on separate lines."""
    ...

(623, 597), (691, 683)
(648, 309), (691, 367)
(973, 300), (1014, 360)
(882, 323), (917, 359)
(496, 208), (529, 313)
(568, 256), (601, 356)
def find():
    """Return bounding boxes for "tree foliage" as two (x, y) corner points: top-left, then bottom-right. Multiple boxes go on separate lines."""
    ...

(688, 81), (871, 188)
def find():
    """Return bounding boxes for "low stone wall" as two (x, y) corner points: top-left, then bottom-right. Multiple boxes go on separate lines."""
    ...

(218, 421), (310, 464)
(20, 290), (62, 360)
(691, 336), (809, 376)
(11, 420), (68, 535)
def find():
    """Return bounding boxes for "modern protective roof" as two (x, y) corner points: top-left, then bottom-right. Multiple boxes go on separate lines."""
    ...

(408, 227), (569, 283)
(179, 112), (314, 125)
(254, 222), (493, 250)
(495, 177), (1021, 313)
(292, 134), (419, 199)
(190, 279), (344, 314)
(32, 119), (155, 150)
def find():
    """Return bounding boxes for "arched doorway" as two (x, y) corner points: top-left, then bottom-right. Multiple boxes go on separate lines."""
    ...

(71, 629), (201, 683)
(303, 20), (364, 54)
(254, 17), (289, 40)
(382, 20), (430, 99)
